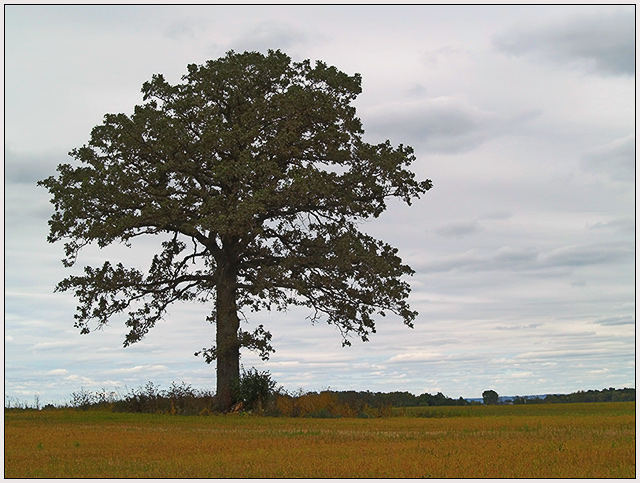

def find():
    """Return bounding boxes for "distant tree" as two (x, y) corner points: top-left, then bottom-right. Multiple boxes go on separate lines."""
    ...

(38, 50), (432, 411)
(482, 389), (499, 405)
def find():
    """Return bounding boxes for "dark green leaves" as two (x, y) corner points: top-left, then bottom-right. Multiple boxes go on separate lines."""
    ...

(39, 49), (431, 352)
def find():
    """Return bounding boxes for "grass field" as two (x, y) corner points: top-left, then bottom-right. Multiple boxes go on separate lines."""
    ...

(4, 402), (635, 478)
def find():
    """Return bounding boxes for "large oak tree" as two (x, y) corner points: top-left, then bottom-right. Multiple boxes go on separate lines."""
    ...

(39, 50), (432, 411)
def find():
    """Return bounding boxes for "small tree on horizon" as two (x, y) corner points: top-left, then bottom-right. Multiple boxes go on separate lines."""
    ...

(482, 389), (499, 405)
(38, 50), (432, 411)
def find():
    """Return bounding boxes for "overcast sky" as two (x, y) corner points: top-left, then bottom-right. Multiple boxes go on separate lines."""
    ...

(4, 4), (635, 405)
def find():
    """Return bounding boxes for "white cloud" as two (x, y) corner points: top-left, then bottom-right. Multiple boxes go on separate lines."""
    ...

(65, 374), (98, 385)
(107, 365), (169, 375)
(387, 352), (444, 363)
(31, 341), (78, 351)
(45, 369), (69, 376)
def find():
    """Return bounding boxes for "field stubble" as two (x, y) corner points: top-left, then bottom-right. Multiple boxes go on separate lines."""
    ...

(4, 402), (635, 478)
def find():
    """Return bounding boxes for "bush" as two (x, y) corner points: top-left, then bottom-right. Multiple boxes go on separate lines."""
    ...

(166, 381), (215, 415)
(68, 382), (218, 415)
(236, 367), (277, 413)
(70, 388), (98, 410)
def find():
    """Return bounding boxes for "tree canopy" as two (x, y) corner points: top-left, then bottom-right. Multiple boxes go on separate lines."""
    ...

(38, 50), (432, 410)
(482, 390), (499, 405)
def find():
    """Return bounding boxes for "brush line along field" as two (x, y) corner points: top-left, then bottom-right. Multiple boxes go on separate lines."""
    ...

(4, 402), (635, 478)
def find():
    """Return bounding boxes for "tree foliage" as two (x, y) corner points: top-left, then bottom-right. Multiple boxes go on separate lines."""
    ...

(482, 390), (499, 405)
(38, 50), (432, 410)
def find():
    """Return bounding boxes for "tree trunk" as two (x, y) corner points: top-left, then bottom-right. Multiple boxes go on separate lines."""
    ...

(215, 259), (240, 412)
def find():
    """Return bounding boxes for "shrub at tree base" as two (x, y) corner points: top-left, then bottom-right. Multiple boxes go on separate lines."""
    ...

(235, 368), (277, 413)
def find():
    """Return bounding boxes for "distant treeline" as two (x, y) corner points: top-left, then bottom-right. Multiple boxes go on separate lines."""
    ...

(324, 386), (635, 409)
(509, 387), (635, 404)
(5, 380), (635, 417)
(330, 390), (471, 408)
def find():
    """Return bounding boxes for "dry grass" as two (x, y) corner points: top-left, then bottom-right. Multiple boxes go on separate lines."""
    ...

(4, 402), (635, 478)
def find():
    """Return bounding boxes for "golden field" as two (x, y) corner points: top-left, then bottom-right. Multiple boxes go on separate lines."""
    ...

(4, 402), (635, 478)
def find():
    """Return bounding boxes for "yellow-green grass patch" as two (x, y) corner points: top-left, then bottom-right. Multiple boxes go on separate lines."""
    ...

(5, 402), (634, 478)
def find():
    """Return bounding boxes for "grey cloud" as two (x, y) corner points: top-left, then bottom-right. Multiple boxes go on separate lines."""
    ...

(363, 98), (480, 153)
(7, 5), (151, 31)
(593, 315), (635, 326)
(420, 246), (538, 273)
(493, 247), (539, 266)
(165, 17), (208, 40)
(6, 197), (52, 228)
(480, 211), (513, 221)
(5, 156), (57, 226)
(494, 10), (635, 76)
(582, 134), (635, 182)
(406, 83), (427, 98)
(5, 149), (62, 185)
(388, 353), (482, 366)
(422, 46), (469, 66)
(364, 97), (538, 154)
(436, 221), (483, 238)
(513, 348), (632, 363)
(588, 217), (635, 235)
(230, 21), (309, 53)
(420, 242), (632, 274)
(540, 242), (633, 268)
(494, 323), (543, 331)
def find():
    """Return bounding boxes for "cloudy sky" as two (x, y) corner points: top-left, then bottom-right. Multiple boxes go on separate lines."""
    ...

(5, 5), (635, 405)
